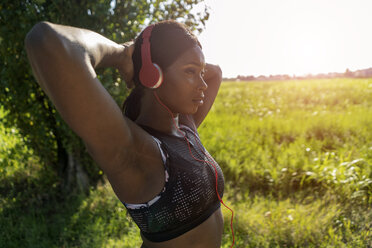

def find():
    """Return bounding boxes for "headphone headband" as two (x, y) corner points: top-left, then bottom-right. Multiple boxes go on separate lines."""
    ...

(139, 25), (163, 89)
(142, 25), (154, 39)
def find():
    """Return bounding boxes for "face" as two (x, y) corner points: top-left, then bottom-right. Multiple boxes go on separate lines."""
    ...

(156, 46), (207, 115)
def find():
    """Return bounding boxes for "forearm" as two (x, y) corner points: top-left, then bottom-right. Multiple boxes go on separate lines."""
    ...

(203, 64), (222, 101)
(204, 63), (222, 87)
(25, 21), (124, 70)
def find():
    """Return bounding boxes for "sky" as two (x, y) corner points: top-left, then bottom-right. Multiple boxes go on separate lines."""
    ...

(194, 0), (372, 78)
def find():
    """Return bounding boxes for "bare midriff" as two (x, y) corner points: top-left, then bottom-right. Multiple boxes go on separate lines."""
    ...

(141, 208), (224, 248)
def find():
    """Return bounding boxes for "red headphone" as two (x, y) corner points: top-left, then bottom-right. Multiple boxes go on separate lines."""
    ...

(139, 25), (163, 88)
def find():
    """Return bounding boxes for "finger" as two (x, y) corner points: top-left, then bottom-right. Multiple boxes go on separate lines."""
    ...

(124, 65), (134, 82)
(123, 41), (135, 56)
(126, 80), (134, 89)
(127, 43), (135, 57)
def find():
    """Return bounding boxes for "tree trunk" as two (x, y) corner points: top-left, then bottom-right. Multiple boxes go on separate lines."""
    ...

(66, 151), (90, 194)
(56, 138), (90, 194)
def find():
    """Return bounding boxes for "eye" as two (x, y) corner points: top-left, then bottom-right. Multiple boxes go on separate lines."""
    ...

(185, 68), (196, 74)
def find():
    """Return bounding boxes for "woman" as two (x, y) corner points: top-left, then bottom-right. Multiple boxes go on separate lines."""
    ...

(25, 20), (228, 248)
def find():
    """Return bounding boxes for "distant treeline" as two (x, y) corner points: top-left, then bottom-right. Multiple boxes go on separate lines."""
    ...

(224, 67), (372, 81)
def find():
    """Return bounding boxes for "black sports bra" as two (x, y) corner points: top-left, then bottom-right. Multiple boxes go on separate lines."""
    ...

(122, 124), (225, 242)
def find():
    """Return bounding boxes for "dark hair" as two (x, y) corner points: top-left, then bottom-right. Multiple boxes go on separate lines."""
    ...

(122, 20), (202, 121)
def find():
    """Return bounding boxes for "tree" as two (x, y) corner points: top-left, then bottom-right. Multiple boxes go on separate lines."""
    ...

(0, 0), (209, 194)
(344, 68), (353, 78)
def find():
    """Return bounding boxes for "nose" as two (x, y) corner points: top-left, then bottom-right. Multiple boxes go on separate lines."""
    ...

(198, 75), (208, 91)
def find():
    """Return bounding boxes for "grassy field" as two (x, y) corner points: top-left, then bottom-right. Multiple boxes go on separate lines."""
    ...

(1, 78), (371, 247)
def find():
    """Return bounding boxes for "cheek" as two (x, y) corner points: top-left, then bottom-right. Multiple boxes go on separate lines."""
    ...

(157, 83), (194, 113)
(159, 71), (196, 103)
(163, 73), (191, 94)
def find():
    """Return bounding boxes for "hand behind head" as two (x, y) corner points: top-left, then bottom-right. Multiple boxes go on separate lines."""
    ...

(120, 41), (135, 89)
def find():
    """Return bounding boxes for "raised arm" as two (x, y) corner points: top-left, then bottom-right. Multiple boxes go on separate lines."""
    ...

(25, 21), (133, 167)
(25, 22), (162, 202)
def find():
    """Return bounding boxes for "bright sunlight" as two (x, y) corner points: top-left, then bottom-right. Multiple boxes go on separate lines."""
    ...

(197, 0), (372, 77)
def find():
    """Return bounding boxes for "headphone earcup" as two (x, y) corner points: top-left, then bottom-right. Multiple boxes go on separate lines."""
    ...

(139, 62), (163, 89)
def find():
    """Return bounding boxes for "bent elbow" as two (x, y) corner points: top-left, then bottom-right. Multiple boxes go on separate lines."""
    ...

(215, 65), (223, 81)
(210, 64), (222, 84)
(24, 22), (63, 90)
(25, 21), (53, 53)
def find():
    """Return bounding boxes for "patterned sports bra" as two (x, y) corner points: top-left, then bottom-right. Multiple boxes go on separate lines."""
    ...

(122, 124), (225, 242)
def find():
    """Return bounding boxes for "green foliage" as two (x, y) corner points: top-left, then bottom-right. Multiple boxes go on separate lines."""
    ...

(200, 79), (372, 202)
(1, 79), (371, 247)
(0, 181), (142, 248)
(0, 107), (37, 178)
(0, 0), (209, 190)
(200, 78), (372, 247)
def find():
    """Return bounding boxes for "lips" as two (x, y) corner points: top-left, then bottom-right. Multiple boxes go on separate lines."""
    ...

(192, 95), (205, 105)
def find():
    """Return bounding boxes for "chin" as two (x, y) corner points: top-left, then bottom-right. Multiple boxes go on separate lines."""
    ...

(178, 102), (200, 115)
(190, 106), (199, 114)
(179, 107), (198, 115)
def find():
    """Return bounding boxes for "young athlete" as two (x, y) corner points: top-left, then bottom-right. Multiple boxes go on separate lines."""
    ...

(25, 20), (231, 248)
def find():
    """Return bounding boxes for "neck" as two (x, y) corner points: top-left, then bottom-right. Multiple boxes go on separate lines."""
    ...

(135, 90), (183, 137)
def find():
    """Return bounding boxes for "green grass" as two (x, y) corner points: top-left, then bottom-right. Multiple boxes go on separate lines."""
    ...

(1, 78), (371, 247)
